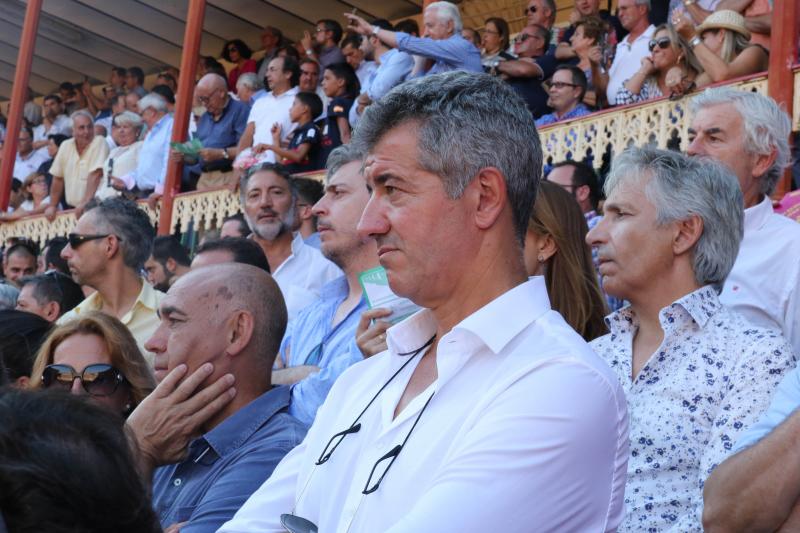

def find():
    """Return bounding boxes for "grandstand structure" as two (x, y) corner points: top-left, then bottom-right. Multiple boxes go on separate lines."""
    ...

(0, 0), (797, 247)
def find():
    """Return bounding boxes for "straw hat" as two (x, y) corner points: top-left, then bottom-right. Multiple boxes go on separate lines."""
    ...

(696, 10), (751, 41)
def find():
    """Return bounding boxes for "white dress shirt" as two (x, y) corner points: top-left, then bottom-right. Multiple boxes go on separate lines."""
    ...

(592, 286), (796, 532)
(220, 277), (629, 533)
(272, 233), (342, 319)
(606, 25), (655, 105)
(720, 196), (800, 357)
(248, 86), (299, 149)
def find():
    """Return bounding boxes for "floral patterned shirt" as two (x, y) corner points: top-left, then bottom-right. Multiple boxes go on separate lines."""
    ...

(591, 285), (796, 532)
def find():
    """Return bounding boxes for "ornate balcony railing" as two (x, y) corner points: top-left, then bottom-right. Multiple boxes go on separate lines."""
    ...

(0, 70), (796, 248)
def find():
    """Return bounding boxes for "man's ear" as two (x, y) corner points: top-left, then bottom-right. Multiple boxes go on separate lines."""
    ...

(471, 167), (508, 232)
(751, 149), (777, 182)
(673, 214), (703, 256)
(44, 301), (60, 323)
(575, 184), (590, 205)
(225, 310), (255, 358)
(165, 257), (177, 275)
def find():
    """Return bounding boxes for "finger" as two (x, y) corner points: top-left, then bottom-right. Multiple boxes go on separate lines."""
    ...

(169, 363), (215, 403)
(180, 372), (235, 414)
(150, 364), (189, 399)
(362, 307), (393, 320)
(186, 380), (236, 428)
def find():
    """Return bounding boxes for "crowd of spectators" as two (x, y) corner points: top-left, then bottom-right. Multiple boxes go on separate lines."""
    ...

(0, 0), (797, 532)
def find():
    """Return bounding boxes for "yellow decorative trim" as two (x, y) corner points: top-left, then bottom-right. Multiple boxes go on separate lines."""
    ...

(538, 76), (768, 169)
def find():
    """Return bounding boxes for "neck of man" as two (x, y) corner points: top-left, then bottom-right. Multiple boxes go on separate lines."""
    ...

(627, 269), (702, 347)
(93, 268), (144, 320)
(742, 179), (764, 209)
(555, 101), (579, 118)
(341, 241), (380, 303)
(19, 147), (32, 158)
(626, 19), (650, 42)
(431, 234), (528, 341)
(375, 45), (390, 64)
(76, 138), (92, 154)
(255, 231), (294, 272)
(204, 363), (270, 432)
(272, 83), (290, 97)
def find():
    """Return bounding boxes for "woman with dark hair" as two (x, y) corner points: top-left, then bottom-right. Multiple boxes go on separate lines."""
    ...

(29, 311), (156, 417)
(0, 309), (52, 387)
(524, 181), (608, 341)
(221, 39), (257, 92)
(481, 17), (513, 70)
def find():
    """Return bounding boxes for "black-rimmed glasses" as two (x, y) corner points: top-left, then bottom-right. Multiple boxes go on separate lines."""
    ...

(67, 233), (120, 249)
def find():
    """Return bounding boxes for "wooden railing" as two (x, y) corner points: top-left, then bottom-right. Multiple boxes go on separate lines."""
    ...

(0, 70), (796, 248)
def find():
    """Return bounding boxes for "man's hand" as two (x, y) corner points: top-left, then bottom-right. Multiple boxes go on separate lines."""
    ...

(147, 192), (162, 210)
(169, 149), (186, 165)
(126, 363), (236, 479)
(44, 204), (57, 221)
(344, 13), (373, 36)
(252, 143), (272, 154)
(199, 148), (223, 162)
(271, 122), (282, 142)
(300, 30), (314, 52)
(356, 308), (392, 358)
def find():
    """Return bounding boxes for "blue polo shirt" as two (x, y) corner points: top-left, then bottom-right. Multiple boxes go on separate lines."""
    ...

(151, 385), (305, 532)
(279, 276), (367, 426)
(189, 98), (249, 174)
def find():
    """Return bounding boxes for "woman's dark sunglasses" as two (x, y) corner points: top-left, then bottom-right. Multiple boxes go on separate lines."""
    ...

(41, 363), (126, 397)
(648, 36), (672, 52)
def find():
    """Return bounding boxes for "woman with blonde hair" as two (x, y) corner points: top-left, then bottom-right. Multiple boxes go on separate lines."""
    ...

(524, 181), (608, 341)
(29, 311), (155, 417)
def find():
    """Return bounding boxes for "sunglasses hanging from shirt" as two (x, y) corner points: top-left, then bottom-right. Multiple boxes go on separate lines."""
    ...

(280, 334), (437, 533)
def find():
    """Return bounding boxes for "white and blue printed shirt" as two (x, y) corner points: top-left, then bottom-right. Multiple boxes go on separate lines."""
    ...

(592, 285), (796, 532)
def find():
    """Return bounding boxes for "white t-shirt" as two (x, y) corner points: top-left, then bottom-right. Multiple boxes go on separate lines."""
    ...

(13, 150), (49, 181)
(607, 25), (656, 105)
(247, 86), (299, 148)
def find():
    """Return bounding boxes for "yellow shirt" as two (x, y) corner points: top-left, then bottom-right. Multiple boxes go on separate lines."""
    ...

(49, 136), (109, 206)
(59, 281), (164, 366)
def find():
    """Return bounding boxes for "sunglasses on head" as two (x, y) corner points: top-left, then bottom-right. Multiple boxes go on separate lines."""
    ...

(41, 363), (126, 397)
(67, 233), (121, 249)
(648, 36), (672, 52)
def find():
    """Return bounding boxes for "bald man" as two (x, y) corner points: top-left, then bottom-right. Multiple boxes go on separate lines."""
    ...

(173, 73), (250, 190)
(135, 264), (306, 532)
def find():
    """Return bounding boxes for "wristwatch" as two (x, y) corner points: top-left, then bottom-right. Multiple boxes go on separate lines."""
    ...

(690, 35), (702, 48)
(305, 49), (314, 56)
(683, 0), (696, 6)
(372, 25), (380, 36)
(222, 148), (229, 160)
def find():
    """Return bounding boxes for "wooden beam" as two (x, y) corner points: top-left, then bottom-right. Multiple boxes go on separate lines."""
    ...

(0, 0), (43, 211)
(158, 0), (205, 235)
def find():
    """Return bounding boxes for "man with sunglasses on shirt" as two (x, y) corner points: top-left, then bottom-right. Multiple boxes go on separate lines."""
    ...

(221, 71), (628, 533)
(58, 197), (163, 366)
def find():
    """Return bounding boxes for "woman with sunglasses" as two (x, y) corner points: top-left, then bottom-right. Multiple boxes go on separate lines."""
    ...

(221, 39), (256, 94)
(616, 23), (702, 105)
(1, 171), (51, 222)
(29, 311), (155, 417)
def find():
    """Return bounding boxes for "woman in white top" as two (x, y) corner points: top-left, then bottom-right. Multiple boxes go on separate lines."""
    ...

(0, 171), (50, 221)
(95, 111), (144, 200)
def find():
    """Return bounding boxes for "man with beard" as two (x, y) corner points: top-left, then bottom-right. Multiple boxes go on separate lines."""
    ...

(59, 197), (162, 364)
(240, 163), (341, 318)
(143, 236), (191, 293)
(272, 144), (378, 426)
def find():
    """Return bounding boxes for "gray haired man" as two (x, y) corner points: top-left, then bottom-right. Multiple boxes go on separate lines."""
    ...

(687, 87), (800, 358)
(222, 71), (628, 533)
(59, 197), (163, 365)
(587, 147), (795, 532)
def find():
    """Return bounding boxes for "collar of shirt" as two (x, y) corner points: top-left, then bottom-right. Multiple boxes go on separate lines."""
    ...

(207, 96), (232, 123)
(273, 233), (305, 276)
(622, 24), (655, 48)
(744, 195), (773, 233)
(71, 280), (159, 326)
(606, 285), (720, 338)
(264, 86), (299, 103)
(386, 277), (552, 384)
(147, 114), (172, 138)
(200, 385), (292, 459)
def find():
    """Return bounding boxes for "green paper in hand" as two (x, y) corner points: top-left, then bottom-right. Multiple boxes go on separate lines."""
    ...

(170, 138), (204, 158)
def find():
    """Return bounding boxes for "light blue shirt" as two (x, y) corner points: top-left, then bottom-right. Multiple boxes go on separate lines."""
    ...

(735, 363), (800, 452)
(127, 113), (172, 192)
(350, 48), (413, 127)
(395, 32), (482, 76)
(279, 276), (367, 426)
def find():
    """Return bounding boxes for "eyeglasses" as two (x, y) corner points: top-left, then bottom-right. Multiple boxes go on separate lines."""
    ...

(315, 27), (327, 33)
(282, 335), (437, 532)
(67, 233), (120, 249)
(483, 28), (501, 35)
(549, 81), (579, 89)
(41, 363), (126, 397)
(648, 36), (672, 52)
(523, 5), (538, 14)
(196, 90), (220, 105)
(514, 33), (539, 43)
(227, 47), (238, 53)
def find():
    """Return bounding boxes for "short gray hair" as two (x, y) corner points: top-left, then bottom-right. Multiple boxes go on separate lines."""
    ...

(606, 147), (743, 292)
(112, 111), (144, 132)
(426, 1), (463, 34)
(239, 163), (297, 204)
(87, 197), (155, 272)
(325, 143), (365, 183)
(236, 72), (261, 91)
(137, 93), (168, 114)
(354, 71), (542, 243)
(0, 284), (19, 310)
(690, 88), (791, 196)
(636, 0), (652, 10)
(70, 109), (94, 126)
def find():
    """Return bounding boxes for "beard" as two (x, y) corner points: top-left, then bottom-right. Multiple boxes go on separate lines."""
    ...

(245, 204), (295, 242)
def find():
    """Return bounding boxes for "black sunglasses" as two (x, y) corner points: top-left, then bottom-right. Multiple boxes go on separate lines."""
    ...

(67, 233), (120, 248)
(524, 5), (538, 14)
(41, 363), (126, 397)
(648, 36), (672, 52)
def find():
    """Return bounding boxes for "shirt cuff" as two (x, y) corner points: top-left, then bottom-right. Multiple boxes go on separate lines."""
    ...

(118, 172), (136, 191)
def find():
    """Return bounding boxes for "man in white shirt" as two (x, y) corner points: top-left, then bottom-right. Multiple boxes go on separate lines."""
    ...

(237, 56), (299, 163)
(588, 147), (796, 532)
(687, 88), (800, 358)
(240, 163), (341, 319)
(221, 71), (628, 533)
(32, 94), (72, 155)
(606, 0), (655, 105)
(13, 126), (49, 181)
(341, 35), (377, 90)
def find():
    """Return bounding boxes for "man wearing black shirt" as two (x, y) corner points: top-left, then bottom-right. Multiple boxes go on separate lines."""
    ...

(495, 24), (556, 119)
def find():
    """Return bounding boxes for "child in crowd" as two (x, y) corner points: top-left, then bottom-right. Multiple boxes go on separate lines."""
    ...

(267, 92), (324, 174)
(319, 62), (360, 165)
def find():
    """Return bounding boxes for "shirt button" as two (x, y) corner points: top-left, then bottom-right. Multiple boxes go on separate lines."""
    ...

(173, 478), (182, 487)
